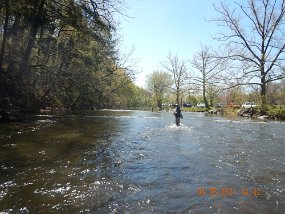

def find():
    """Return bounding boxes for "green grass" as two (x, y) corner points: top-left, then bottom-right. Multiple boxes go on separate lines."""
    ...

(267, 105), (285, 119)
(182, 107), (208, 112)
(164, 105), (285, 120)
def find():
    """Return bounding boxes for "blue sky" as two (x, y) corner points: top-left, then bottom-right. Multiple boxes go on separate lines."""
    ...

(117, 0), (224, 87)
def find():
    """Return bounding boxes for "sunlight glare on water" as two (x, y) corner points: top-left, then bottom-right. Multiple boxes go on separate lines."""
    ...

(0, 110), (284, 213)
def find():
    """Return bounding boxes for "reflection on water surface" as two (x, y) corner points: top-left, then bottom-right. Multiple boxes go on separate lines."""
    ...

(0, 110), (284, 213)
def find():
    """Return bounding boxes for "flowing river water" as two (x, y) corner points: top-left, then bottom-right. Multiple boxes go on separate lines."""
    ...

(0, 110), (284, 213)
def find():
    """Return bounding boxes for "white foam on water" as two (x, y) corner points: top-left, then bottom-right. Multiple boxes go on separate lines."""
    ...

(85, 115), (161, 119)
(100, 109), (133, 112)
(166, 122), (191, 130)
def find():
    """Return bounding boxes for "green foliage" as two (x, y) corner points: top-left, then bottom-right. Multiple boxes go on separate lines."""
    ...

(266, 105), (285, 119)
(186, 95), (197, 105)
(279, 108), (285, 115)
(0, 0), (138, 112)
(268, 105), (285, 114)
(146, 70), (172, 110)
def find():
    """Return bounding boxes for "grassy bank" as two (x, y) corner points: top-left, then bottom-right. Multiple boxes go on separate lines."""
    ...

(184, 105), (285, 120)
(220, 106), (285, 120)
(162, 105), (285, 120)
(267, 105), (285, 120)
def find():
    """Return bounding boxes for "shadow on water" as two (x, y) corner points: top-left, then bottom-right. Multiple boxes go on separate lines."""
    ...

(0, 110), (284, 213)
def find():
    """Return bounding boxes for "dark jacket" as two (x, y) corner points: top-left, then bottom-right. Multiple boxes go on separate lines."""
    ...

(174, 106), (181, 117)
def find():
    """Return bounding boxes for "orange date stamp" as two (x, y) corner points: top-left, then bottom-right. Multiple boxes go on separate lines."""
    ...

(197, 186), (261, 197)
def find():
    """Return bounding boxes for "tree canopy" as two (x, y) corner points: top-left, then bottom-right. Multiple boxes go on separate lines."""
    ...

(213, 0), (285, 110)
(146, 70), (172, 110)
(0, 0), (137, 112)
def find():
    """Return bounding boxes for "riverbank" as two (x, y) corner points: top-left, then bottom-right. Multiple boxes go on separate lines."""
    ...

(237, 107), (285, 120)
(181, 106), (285, 121)
(2, 105), (285, 123)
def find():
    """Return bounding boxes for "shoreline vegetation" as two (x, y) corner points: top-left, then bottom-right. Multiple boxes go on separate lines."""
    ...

(180, 106), (285, 121)
(1, 105), (285, 123)
(161, 105), (285, 121)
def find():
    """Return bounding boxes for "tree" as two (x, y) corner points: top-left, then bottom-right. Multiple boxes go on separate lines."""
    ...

(207, 85), (220, 107)
(0, 0), (134, 113)
(266, 81), (285, 105)
(191, 45), (225, 108)
(0, 0), (9, 72)
(162, 52), (188, 105)
(213, 0), (285, 111)
(146, 70), (172, 110)
(226, 84), (246, 105)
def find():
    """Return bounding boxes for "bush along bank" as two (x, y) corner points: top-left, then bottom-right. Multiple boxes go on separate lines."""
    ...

(238, 106), (285, 120)
(176, 105), (285, 121)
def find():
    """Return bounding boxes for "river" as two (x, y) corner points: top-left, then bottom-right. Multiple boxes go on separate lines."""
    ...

(0, 110), (284, 213)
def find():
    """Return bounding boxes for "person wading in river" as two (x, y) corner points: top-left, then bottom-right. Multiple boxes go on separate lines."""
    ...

(173, 104), (183, 126)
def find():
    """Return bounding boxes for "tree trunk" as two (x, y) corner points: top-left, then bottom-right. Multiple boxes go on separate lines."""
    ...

(176, 89), (180, 105)
(203, 95), (209, 109)
(0, 2), (9, 72)
(210, 98), (213, 107)
(260, 62), (267, 112)
(203, 79), (209, 108)
(19, 0), (46, 74)
(260, 80), (267, 112)
(157, 99), (162, 111)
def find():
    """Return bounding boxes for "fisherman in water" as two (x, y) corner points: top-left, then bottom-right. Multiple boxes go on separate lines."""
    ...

(173, 104), (183, 126)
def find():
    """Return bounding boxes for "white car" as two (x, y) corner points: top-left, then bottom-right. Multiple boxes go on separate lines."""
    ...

(241, 102), (257, 109)
(196, 102), (206, 108)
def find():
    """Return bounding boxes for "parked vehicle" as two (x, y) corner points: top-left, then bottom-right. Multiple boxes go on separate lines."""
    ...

(183, 103), (192, 107)
(215, 103), (225, 108)
(196, 102), (206, 108)
(241, 102), (257, 109)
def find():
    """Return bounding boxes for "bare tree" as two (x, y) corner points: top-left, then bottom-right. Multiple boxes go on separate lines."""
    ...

(162, 52), (188, 105)
(191, 45), (226, 108)
(213, 0), (285, 111)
